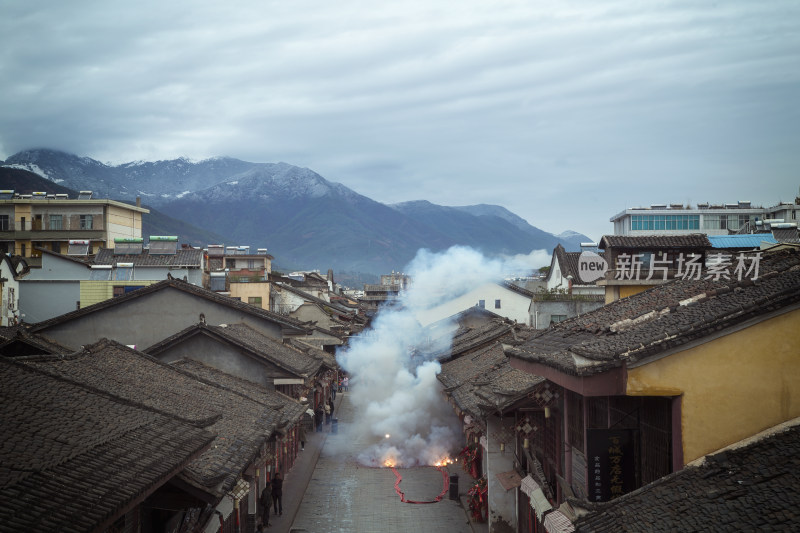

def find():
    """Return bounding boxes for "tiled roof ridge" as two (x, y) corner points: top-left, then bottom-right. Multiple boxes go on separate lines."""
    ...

(209, 323), (321, 376)
(94, 246), (203, 267)
(554, 243), (570, 276)
(170, 358), (293, 411)
(275, 282), (354, 315)
(555, 248), (800, 337)
(599, 233), (712, 249)
(147, 323), (316, 382)
(11, 349), (222, 429)
(1, 329), (74, 354)
(29, 277), (310, 333)
(33, 246), (93, 266)
(87, 338), (287, 411)
(573, 266), (800, 362)
(502, 279), (536, 298)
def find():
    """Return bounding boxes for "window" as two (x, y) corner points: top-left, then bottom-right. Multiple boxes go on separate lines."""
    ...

(79, 214), (93, 230)
(495, 299), (501, 309)
(248, 296), (263, 307)
(631, 214), (699, 231)
(551, 314), (568, 323)
(478, 299), (485, 309)
(113, 285), (144, 297)
(0, 215), (8, 231)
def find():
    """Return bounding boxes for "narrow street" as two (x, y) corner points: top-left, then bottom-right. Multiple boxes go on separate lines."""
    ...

(284, 391), (477, 533)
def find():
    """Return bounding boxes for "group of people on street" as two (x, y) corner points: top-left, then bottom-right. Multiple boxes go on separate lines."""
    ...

(257, 472), (283, 530)
(315, 397), (336, 430)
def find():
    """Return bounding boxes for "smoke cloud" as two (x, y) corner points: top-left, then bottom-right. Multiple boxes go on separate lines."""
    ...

(335, 245), (550, 467)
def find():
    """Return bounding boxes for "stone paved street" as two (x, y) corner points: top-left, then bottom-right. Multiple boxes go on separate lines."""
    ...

(285, 391), (477, 533)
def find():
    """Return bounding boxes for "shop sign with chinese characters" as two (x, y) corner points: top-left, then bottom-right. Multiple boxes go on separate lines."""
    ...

(586, 429), (637, 501)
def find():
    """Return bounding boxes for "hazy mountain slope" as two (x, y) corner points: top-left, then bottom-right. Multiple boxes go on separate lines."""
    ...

(390, 200), (561, 254)
(0, 167), (76, 195)
(160, 167), (456, 273)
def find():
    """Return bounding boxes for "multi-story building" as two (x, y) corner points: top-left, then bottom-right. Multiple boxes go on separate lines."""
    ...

(205, 244), (273, 309)
(0, 190), (148, 259)
(763, 198), (800, 226)
(610, 201), (763, 236)
(359, 271), (411, 313)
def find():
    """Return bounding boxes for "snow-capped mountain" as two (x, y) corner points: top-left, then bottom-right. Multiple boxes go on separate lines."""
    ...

(2, 149), (587, 273)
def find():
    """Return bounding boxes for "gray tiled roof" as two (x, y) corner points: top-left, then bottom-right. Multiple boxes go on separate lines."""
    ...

(284, 338), (338, 371)
(599, 234), (711, 249)
(0, 357), (214, 533)
(573, 422), (800, 532)
(208, 323), (326, 376)
(21, 339), (283, 498)
(145, 322), (328, 377)
(170, 358), (308, 430)
(30, 277), (310, 334)
(94, 247), (203, 267)
(438, 342), (544, 419)
(0, 328), (72, 356)
(276, 283), (356, 316)
(508, 248), (800, 376)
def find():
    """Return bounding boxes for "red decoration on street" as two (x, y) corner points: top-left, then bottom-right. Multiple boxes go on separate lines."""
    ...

(390, 466), (450, 504)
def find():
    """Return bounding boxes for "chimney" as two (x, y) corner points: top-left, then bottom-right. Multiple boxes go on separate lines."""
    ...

(136, 196), (141, 207)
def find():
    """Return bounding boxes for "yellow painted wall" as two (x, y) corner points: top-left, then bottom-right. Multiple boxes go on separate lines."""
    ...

(626, 308), (800, 463)
(620, 285), (648, 299)
(80, 280), (158, 307)
(605, 285), (649, 304)
(106, 205), (143, 241)
(229, 282), (271, 310)
(15, 204), (31, 225)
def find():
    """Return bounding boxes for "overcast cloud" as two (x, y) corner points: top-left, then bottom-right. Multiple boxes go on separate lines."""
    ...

(1, 1), (798, 240)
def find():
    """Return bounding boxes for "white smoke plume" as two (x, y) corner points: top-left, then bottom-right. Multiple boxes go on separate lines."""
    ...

(335, 245), (550, 467)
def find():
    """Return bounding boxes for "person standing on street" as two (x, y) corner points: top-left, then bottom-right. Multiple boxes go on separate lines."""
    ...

(343, 376), (349, 392)
(272, 472), (284, 516)
(259, 479), (272, 527)
(315, 405), (323, 431)
(299, 425), (306, 451)
(324, 401), (331, 425)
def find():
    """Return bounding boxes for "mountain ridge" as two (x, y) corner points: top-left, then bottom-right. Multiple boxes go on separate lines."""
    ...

(3, 148), (591, 274)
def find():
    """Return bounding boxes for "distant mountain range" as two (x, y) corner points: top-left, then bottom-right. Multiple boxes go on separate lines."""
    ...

(2, 149), (591, 274)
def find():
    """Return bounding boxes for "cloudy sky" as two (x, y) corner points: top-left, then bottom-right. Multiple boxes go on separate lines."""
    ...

(1, 1), (798, 240)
